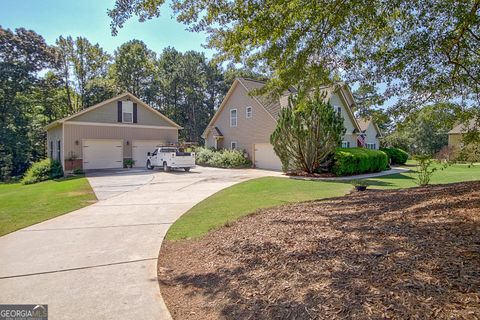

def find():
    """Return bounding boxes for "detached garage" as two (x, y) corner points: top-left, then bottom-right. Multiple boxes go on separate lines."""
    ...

(45, 92), (182, 171)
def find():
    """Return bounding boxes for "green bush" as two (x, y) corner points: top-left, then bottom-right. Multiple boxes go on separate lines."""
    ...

(196, 147), (251, 168)
(21, 159), (64, 185)
(195, 147), (216, 165)
(333, 148), (389, 176)
(380, 147), (409, 164)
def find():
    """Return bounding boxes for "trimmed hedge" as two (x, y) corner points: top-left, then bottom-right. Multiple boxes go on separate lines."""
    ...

(195, 147), (251, 168)
(333, 148), (389, 176)
(380, 147), (409, 165)
(21, 158), (64, 185)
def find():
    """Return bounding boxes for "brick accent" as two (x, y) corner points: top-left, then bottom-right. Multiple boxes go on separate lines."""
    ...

(64, 159), (83, 171)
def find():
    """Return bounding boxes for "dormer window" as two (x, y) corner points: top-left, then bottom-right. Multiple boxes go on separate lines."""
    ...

(122, 101), (133, 123)
(246, 106), (253, 118)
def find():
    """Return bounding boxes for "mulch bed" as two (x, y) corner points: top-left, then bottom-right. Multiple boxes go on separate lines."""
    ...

(158, 181), (480, 319)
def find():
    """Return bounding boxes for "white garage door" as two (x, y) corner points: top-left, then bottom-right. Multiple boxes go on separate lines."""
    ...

(83, 139), (123, 170)
(254, 143), (282, 171)
(132, 140), (165, 167)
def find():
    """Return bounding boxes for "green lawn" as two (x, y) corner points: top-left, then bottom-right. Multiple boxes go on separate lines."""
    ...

(366, 162), (480, 189)
(0, 177), (96, 236)
(167, 163), (480, 240)
(166, 177), (352, 240)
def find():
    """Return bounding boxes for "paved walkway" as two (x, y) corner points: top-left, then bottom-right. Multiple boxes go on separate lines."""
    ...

(288, 167), (410, 181)
(0, 167), (280, 320)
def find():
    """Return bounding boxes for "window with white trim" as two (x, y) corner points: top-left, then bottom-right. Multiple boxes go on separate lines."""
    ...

(122, 101), (133, 123)
(366, 143), (376, 149)
(341, 141), (350, 148)
(230, 109), (237, 127)
(246, 106), (253, 118)
(231, 141), (237, 150)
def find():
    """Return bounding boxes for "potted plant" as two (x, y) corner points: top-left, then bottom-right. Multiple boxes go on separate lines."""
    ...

(351, 179), (368, 191)
(123, 159), (135, 168)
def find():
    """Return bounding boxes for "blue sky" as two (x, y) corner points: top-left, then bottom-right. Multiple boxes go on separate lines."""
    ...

(0, 0), (213, 56)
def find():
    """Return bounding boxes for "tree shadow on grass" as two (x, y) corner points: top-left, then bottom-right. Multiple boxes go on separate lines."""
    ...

(159, 181), (480, 319)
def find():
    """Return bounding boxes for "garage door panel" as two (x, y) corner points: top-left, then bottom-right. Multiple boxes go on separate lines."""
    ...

(83, 139), (123, 170)
(132, 140), (165, 167)
(254, 143), (282, 171)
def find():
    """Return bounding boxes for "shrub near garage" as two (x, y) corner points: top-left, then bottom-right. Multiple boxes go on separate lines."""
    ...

(21, 159), (64, 185)
(195, 147), (251, 168)
(380, 147), (409, 164)
(333, 147), (389, 176)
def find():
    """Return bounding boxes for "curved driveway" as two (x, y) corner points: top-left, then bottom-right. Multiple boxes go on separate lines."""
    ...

(0, 167), (280, 319)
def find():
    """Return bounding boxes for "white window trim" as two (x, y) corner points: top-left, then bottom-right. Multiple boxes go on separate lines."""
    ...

(231, 141), (237, 150)
(122, 101), (133, 123)
(341, 141), (350, 148)
(246, 106), (253, 119)
(230, 108), (237, 127)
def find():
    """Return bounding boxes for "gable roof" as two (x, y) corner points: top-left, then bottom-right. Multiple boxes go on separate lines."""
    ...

(448, 118), (478, 134)
(356, 117), (383, 137)
(202, 78), (365, 138)
(45, 92), (182, 130)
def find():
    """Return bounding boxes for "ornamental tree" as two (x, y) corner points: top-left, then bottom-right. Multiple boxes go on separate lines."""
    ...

(270, 92), (345, 173)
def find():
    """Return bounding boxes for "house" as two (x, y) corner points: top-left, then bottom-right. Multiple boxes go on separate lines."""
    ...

(202, 78), (381, 170)
(45, 92), (181, 171)
(448, 118), (477, 152)
(356, 118), (382, 150)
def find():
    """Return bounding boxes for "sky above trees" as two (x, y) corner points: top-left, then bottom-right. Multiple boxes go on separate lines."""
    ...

(0, 0), (212, 56)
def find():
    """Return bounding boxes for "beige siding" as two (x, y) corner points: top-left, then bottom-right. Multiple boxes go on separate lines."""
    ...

(205, 83), (277, 157)
(46, 125), (63, 163)
(329, 93), (356, 135)
(448, 134), (463, 150)
(363, 123), (380, 149)
(63, 123), (178, 160)
(70, 100), (174, 127)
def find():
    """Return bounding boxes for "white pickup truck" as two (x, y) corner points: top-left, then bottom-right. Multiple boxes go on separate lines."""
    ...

(146, 147), (196, 172)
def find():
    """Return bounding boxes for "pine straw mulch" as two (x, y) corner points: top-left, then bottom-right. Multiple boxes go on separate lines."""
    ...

(158, 181), (480, 320)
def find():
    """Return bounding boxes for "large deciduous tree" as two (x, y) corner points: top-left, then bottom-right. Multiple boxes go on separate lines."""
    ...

(0, 27), (55, 179)
(108, 0), (480, 109)
(270, 92), (345, 173)
(112, 39), (156, 101)
(55, 36), (112, 111)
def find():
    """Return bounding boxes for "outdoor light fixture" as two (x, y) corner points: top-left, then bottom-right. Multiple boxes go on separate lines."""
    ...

(126, 141), (130, 145)
(75, 140), (79, 145)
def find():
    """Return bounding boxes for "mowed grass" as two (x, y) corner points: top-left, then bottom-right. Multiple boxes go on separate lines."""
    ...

(166, 177), (352, 240)
(366, 162), (480, 189)
(0, 177), (96, 236)
(167, 163), (480, 240)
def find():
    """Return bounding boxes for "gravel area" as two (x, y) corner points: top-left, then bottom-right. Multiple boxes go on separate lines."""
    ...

(158, 181), (480, 319)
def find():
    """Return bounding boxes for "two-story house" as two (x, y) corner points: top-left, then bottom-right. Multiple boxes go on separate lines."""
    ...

(202, 78), (381, 170)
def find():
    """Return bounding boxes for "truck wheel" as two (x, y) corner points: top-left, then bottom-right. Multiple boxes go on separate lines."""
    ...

(184, 167), (190, 172)
(163, 162), (170, 172)
(146, 161), (154, 170)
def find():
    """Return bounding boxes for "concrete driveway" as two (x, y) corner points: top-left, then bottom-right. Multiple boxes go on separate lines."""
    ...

(0, 166), (280, 319)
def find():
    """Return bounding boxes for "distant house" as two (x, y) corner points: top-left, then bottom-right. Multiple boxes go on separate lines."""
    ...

(448, 118), (478, 152)
(202, 78), (381, 170)
(45, 92), (181, 171)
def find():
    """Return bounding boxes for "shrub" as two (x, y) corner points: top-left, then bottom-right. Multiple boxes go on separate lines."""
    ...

(413, 155), (437, 186)
(333, 148), (389, 176)
(380, 147), (409, 165)
(270, 92), (345, 173)
(196, 147), (251, 168)
(195, 147), (216, 165)
(21, 159), (64, 185)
